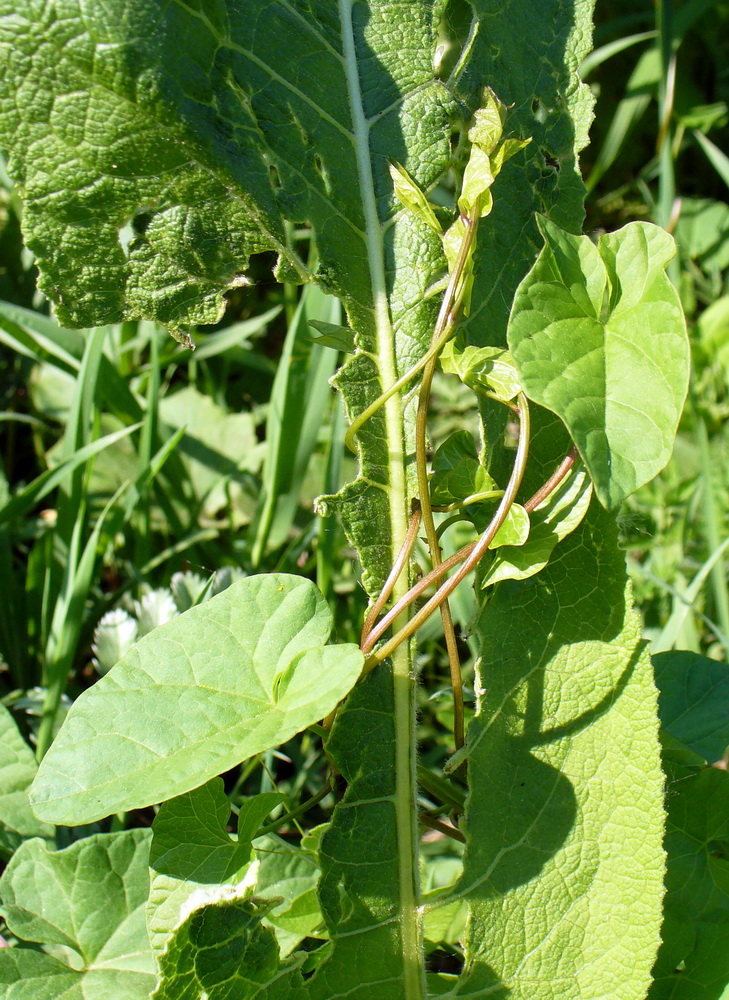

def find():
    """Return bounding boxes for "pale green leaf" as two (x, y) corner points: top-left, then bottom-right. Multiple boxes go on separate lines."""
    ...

(0, 949), (80, 1000)
(675, 197), (729, 272)
(489, 502), (529, 547)
(467, 89), (508, 153)
(508, 218), (689, 508)
(457, 91), (530, 226)
(254, 833), (325, 957)
(0, 704), (53, 858)
(0, 830), (155, 1000)
(29, 575), (363, 825)
(481, 466), (593, 587)
(389, 161), (442, 234)
(147, 779), (280, 959)
(439, 340), (522, 401)
(458, 145), (495, 219)
(159, 385), (260, 523)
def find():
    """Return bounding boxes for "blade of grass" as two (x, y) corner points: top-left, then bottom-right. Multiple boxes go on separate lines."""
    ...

(37, 481), (129, 759)
(648, 536), (729, 655)
(317, 394), (346, 603)
(192, 306), (282, 361)
(134, 326), (160, 570)
(251, 284), (338, 565)
(585, 47), (657, 193)
(579, 30), (656, 80)
(0, 301), (143, 424)
(693, 129), (729, 191)
(0, 424), (142, 529)
(655, 0), (680, 284)
(0, 462), (30, 688)
(696, 414), (729, 651)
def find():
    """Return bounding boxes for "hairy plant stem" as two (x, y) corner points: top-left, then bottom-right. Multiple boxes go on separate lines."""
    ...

(363, 393), (531, 667)
(339, 2), (421, 992)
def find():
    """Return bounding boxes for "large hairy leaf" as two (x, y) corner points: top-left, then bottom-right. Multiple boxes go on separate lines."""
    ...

(0, 830), (155, 1000)
(0, 0), (457, 595)
(508, 218), (689, 508)
(153, 666), (422, 999)
(649, 652), (729, 999)
(30, 575), (363, 825)
(446, 508), (665, 999)
(0, 2), (673, 999)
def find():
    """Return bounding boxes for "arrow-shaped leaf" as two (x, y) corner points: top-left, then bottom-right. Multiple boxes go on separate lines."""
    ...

(30, 575), (363, 826)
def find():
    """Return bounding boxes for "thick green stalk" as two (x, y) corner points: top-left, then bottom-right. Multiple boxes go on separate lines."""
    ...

(339, 2), (422, 993)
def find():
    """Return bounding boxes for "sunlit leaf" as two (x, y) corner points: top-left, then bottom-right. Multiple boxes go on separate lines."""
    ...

(30, 576), (363, 825)
(508, 218), (689, 507)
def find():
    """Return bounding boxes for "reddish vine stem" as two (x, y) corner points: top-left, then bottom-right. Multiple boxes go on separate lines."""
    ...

(420, 813), (466, 844)
(362, 393), (531, 666)
(524, 445), (578, 513)
(414, 208), (481, 750)
(361, 504), (422, 646)
(361, 438), (578, 663)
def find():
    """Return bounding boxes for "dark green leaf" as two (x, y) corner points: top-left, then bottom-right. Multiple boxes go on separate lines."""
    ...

(649, 767), (729, 1000)
(654, 650), (729, 763)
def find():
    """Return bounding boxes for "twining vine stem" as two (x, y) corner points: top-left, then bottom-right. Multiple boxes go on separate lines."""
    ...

(362, 391), (531, 667)
(359, 437), (578, 664)
(414, 206), (481, 750)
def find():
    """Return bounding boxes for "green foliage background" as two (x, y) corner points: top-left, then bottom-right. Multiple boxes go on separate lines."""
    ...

(0, 0), (727, 998)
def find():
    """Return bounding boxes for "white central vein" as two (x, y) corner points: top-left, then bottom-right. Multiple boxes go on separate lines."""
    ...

(338, 2), (422, 998)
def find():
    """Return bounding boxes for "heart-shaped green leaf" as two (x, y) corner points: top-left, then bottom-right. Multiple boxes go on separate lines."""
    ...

(508, 218), (689, 508)
(0, 705), (53, 858)
(30, 575), (363, 826)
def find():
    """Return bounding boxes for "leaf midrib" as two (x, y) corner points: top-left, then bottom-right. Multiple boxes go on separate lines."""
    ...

(338, 2), (422, 997)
